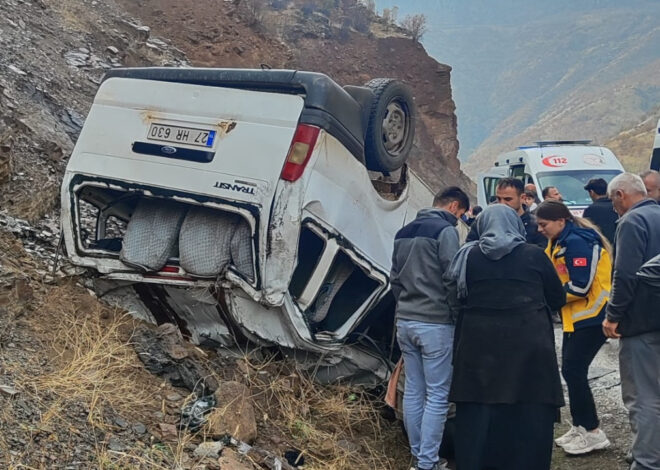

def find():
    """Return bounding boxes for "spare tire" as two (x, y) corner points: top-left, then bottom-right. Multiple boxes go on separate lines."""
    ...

(363, 78), (415, 173)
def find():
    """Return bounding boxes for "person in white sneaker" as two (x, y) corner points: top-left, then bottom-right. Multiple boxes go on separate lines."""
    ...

(536, 201), (612, 455)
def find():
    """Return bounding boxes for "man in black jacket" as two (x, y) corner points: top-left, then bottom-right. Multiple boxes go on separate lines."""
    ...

(467, 178), (547, 248)
(583, 178), (618, 244)
(602, 173), (660, 470)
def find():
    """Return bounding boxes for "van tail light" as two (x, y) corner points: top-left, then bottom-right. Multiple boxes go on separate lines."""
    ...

(159, 265), (180, 273)
(280, 124), (320, 182)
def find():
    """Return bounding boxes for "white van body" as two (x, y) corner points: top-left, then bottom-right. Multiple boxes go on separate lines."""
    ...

(60, 68), (444, 384)
(651, 118), (660, 171)
(477, 141), (624, 216)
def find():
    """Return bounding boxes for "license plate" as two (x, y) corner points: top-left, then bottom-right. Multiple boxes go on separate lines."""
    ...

(147, 123), (216, 148)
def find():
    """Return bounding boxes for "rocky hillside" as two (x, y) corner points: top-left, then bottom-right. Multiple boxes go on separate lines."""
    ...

(605, 111), (660, 174)
(0, 0), (187, 223)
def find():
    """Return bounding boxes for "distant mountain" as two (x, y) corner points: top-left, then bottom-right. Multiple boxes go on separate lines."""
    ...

(377, 0), (660, 174)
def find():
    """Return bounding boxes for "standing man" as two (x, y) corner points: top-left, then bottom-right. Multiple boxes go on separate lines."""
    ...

(391, 186), (469, 470)
(583, 178), (618, 244)
(542, 185), (563, 201)
(467, 178), (546, 248)
(602, 173), (660, 470)
(640, 170), (660, 202)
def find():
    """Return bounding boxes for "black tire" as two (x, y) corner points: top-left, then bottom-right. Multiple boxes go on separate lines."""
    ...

(364, 78), (415, 173)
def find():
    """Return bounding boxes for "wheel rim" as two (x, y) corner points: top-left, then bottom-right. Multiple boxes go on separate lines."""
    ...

(382, 100), (410, 156)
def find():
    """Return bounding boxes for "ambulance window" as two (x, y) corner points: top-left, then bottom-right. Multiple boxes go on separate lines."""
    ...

(509, 164), (525, 180)
(483, 177), (500, 204)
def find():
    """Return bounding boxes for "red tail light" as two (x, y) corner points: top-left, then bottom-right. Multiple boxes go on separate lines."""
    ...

(280, 124), (320, 182)
(159, 265), (180, 273)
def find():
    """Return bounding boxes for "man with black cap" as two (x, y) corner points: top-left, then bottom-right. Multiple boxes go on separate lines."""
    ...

(583, 178), (618, 245)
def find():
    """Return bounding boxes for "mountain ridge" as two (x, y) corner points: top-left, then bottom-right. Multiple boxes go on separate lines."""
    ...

(377, 0), (660, 173)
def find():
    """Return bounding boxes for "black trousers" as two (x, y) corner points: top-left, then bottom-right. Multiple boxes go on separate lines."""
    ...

(561, 325), (606, 431)
(454, 402), (556, 470)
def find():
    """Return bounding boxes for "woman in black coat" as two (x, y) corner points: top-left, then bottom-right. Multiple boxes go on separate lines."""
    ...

(445, 204), (566, 470)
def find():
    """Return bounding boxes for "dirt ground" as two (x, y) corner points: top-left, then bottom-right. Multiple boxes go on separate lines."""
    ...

(550, 329), (631, 470)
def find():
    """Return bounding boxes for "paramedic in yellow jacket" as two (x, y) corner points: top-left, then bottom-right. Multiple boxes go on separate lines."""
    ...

(535, 200), (613, 456)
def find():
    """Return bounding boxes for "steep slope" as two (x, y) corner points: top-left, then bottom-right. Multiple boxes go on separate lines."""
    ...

(0, 0), (186, 222)
(114, 0), (474, 193)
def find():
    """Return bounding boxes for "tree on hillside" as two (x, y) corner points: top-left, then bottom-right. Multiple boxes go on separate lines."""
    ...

(391, 6), (398, 24)
(351, 3), (372, 33)
(400, 13), (427, 42)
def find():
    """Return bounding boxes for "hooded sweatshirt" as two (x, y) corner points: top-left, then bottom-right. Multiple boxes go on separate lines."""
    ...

(390, 208), (460, 324)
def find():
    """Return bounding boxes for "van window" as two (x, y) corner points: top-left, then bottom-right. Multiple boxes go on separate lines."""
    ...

(537, 170), (622, 206)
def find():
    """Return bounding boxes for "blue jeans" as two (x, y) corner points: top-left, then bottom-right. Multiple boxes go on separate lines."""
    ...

(397, 319), (454, 470)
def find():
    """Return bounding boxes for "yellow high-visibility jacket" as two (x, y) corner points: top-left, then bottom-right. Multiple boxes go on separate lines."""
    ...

(545, 223), (612, 333)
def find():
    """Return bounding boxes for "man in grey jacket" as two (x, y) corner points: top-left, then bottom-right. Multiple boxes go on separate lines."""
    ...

(391, 186), (469, 470)
(603, 173), (660, 470)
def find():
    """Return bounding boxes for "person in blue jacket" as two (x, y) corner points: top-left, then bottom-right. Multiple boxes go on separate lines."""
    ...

(535, 200), (613, 455)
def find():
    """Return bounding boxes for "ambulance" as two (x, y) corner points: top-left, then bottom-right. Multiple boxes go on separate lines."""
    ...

(477, 141), (625, 216)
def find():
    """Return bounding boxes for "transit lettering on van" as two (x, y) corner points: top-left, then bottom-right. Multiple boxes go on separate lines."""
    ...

(213, 181), (256, 195)
(477, 140), (625, 216)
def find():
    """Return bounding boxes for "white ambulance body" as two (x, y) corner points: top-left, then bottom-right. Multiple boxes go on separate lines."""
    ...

(477, 141), (625, 216)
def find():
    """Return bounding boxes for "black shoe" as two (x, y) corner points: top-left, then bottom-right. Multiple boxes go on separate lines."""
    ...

(625, 450), (633, 464)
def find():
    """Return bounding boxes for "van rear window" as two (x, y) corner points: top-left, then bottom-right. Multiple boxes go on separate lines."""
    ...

(537, 170), (622, 206)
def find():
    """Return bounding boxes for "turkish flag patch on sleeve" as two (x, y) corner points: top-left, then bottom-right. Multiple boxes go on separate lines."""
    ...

(573, 258), (588, 267)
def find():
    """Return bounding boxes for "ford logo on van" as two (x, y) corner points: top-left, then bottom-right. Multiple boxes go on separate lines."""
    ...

(161, 146), (177, 155)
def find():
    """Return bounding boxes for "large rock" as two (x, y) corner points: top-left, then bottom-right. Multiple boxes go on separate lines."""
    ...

(218, 448), (254, 470)
(205, 381), (258, 444)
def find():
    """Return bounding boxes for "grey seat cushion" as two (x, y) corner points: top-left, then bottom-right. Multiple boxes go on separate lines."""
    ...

(120, 199), (187, 272)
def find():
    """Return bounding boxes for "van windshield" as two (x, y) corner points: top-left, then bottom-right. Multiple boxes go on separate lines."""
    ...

(537, 170), (622, 206)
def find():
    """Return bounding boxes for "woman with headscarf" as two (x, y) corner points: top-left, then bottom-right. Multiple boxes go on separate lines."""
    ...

(445, 204), (566, 470)
(535, 200), (612, 455)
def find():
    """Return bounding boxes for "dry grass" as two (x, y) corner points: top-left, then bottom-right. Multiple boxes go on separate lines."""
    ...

(242, 353), (409, 470)
(0, 280), (182, 469)
(27, 285), (155, 427)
